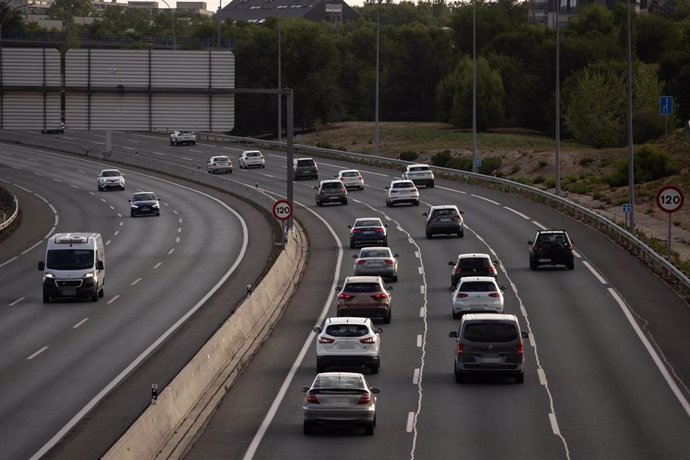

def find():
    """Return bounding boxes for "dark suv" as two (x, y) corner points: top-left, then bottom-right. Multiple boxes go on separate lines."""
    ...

(449, 253), (499, 288)
(293, 158), (319, 180)
(424, 205), (464, 238)
(315, 180), (348, 206)
(335, 276), (393, 323)
(528, 230), (574, 270)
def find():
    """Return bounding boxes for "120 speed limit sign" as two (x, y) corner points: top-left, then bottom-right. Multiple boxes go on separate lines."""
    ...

(272, 199), (293, 221)
(656, 186), (684, 213)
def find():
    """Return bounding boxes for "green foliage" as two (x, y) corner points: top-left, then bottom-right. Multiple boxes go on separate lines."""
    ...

(315, 141), (334, 149)
(399, 151), (419, 162)
(579, 157), (594, 166)
(478, 156), (502, 175)
(538, 160), (548, 168)
(431, 150), (453, 167)
(607, 145), (679, 186)
(447, 156), (472, 171)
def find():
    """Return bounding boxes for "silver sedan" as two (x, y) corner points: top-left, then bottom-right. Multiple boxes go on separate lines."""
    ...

(353, 247), (398, 282)
(302, 372), (380, 436)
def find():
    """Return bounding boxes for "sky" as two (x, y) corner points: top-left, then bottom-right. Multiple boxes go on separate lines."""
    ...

(149, 0), (369, 9)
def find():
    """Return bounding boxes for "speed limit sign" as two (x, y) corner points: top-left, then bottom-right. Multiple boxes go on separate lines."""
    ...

(656, 186), (684, 213)
(272, 199), (293, 221)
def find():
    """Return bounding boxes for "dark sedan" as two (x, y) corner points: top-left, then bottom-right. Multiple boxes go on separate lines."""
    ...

(129, 192), (161, 217)
(348, 217), (388, 249)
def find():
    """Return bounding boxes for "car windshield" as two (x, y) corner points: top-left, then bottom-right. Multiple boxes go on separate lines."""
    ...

(459, 258), (491, 269)
(458, 281), (497, 292)
(343, 282), (381, 293)
(462, 323), (518, 342)
(312, 374), (365, 390)
(325, 324), (369, 337)
(46, 249), (94, 270)
(133, 194), (156, 201)
(102, 171), (120, 177)
(354, 220), (382, 228)
(360, 249), (390, 258)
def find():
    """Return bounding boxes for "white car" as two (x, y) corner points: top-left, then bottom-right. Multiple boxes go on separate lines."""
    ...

(353, 247), (398, 282)
(313, 317), (382, 374)
(207, 155), (233, 174)
(169, 130), (196, 146)
(385, 179), (419, 207)
(97, 169), (125, 191)
(239, 150), (266, 169)
(402, 163), (434, 188)
(337, 169), (364, 190)
(451, 276), (505, 319)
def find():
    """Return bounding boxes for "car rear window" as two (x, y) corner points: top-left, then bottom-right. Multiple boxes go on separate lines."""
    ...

(459, 258), (490, 269)
(325, 324), (369, 337)
(410, 166), (429, 172)
(312, 374), (364, 390)
(355, 220), (382, 228)
(322, 182), (341, 189)
(458, 281), (497, 292)
(247, 151), (261, 157)
(297, 159), (315, 167)
(393, 182), (414, 189)
(432, 209), (457, 217)
(361, 249), (389, 258)
(343, 282), (381, 293)
(342, 171), (358, 177)
(462, 322), (518, 342)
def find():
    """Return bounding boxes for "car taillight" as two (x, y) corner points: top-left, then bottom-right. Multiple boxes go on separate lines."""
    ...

(306, 393), (320, 404)
(375, 228), (384, 234)
(352, 229), (362, 234)
(359, 337), (376, 344)
(488, 292), (501, 298)
(319, 336), (335, 344)
(371, 293), (388, 300)
(488, 266), (496, 276)
(456, 341), (464, 356)
(452, 267), (461, 275)
(339, 187), (346, 192)
(456, 293), (468, 298)
(338, 293), (353, 300)
(384, 259), (394, 265)
(517, 341), (524, 356)
(452, 215), (461, 221)
(357, 393), (372, 404)
(356, 260), (366, 265)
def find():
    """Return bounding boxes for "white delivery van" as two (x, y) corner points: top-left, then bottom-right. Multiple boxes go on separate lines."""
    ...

(38, 233), (105, 303)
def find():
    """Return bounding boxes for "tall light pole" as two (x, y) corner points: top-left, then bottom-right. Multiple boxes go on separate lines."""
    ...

(374, 1), (379, 156)
(555, 0), (561, 195)
(471, 0), (477, 173)
(217, 0), (221, 47)
(159, 0), (176, 50)
(277, 9), (281, 141)
(626, 0), (635, 232)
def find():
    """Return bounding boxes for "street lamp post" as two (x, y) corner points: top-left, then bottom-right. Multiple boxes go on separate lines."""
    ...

(555, 0), (561, 196)
(472, 0), (477, 173)
(626, 0), (635, 232)
(374, 2), (379, 156)
(277, 9), (281, 141)
(159, 0), (176, 50)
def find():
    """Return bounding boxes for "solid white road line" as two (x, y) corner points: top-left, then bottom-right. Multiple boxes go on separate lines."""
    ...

(27, 347), (49, 360)
(107, 295), (120, 305)
(583, 260), (607, 284)
(131, 278), (142, 286)
(504, 206), (531, 220)
(9, 297), (24, 307)
(72, 318), (89, 329)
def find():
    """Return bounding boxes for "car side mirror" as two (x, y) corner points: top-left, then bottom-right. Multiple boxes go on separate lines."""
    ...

(335, 286), (342, 291)
(128, 200), (132, 203)
(494, 260), (500, 265)
(386, 286), (393, 290)
(459, 210), (465, 214)
(448, 261), (454, 266)
(38, 261), (45, 271)
(96, 260), (104, 270)
(376, 328), (383, 334)
(313, 326), (322, 333)
(527, 240), (533, 245)
(370, 387), (381, 394)
(521, 331), (529, 339)
(352, 254), (358, 259)
(313, 186), (318, 190)
(500, 285), (507, 291)
(449, 331), (458, 338)
(347, 225), (352, 229)
(384, 224), (389, 228)
(422, 212), (428, 216)
(301, 386), (309, 392)
(385, 186), (390, 189)
(394, 254), (399, 258)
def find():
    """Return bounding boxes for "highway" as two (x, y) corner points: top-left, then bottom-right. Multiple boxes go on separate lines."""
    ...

(0, 141), (275, 460)
(3, 131), (690, 459)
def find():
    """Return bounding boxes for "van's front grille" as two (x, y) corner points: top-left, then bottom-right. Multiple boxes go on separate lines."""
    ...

(56, 280), (82, 288)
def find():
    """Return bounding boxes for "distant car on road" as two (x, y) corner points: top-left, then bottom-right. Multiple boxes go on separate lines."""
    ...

(336, 275), (392, 323)
(353, 247), (398, 282)
(385, 179), (419, 207)
(424, 205), (464, 238)
(348, 217), (388, 249)
(315, 179), (348, 206)
(207, 155), (233, 174)
(528, 229), (575, 270)
(293, 157), (318, 180)
(451, 276), (505, 319)
(239, 150), (265, 169)
(169, 130), (196, 146)
(301, 372), (380, 435)
(313, 317), (382, 374)
(402, 163), (434, 188)
(129, 191), (161, 217)
(337, 169), (365, 190)
(449, 253), (499, 288)
(97, 169), (125, 191)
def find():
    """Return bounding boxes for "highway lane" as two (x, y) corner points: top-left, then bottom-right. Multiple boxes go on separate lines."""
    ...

(15, 131), (690, 459)
(0, 143), (275, 460)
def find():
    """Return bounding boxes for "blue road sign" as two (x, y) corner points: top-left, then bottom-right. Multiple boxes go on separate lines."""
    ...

(660, 96), (673, 116)
(622, 203), (632, 214)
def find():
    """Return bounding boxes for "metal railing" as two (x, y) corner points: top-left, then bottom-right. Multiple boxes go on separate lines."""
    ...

(0, 186), (18, 232)
(199, 132), (690, 295)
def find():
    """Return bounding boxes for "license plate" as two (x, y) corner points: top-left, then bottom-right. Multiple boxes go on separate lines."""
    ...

(368, 261), (383, 267)
(141, 207), (149, 211)
(338, 342), (355, 350)
(363, 231), (374, 235)
(62, 287), (76, 296)
(440, 218), (451, 222)
(539, 258), (550, 262)
(482, 355), (500, 363)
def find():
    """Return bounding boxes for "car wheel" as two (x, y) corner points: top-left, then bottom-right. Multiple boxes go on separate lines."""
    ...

(91, 291), (98, 302)
(529, 258), (537, 270)
(426, 231), (432, 239)
(131, 212), (136, 217)
(371, 359), (380, 374)
(349, 241), (355, 249)
(429, 181), (435, 188)
(97, 186), (102, 192)
(43, 292), (50, 304)
(170, 140), (174, 146)
(567, 260), (574, 270)
(458, 230), (464, 238)
(98, 287), (104, 298)
(192, 141), (196, 145)
(385, 199), (390, 207)
(316, 200), (322, 207)
(452, 310), (460, 320)
(303, 421), (314, 435)
(383, 238), (388, 247)
(384, 309), (391, 324)
(455, 369), (465, 384)
(515, 372), (524, 384)
(391, 274), (398, 282)
(414, 200), (420, 206)
(363, 422), (374, 436)
(316, 362), (325, 373)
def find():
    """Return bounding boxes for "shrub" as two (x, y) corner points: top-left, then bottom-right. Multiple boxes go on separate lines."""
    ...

(538, 160), (548, 168)
(447, 156), (473, 171)
(479, 156), (502, 175)
(315, 141), (333, 149)
(510, 164), (520, 174)
(607, 145), (678, 186)
(579, 157), (594, 166)
(431, 150), (452, 167)
(399, 151), (419, 162)
(533, 175), (545, 184)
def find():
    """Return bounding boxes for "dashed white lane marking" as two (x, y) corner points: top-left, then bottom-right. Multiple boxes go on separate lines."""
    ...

(21, 240), (43, 255)
(122, 147), (135, 151)
(178, 218), (183, 224)
(419, 285), (425, 295)
(35, 193), (48, 203)
(471, 194), (500, 205)
(176, 237), (180, 243)
(177, 228), (182, 233)
(418, 266), (423, 275)
(119, 222), (123, 227)
(109, 205), (115, 210)
(538, 368), (547, 386)
(168, 248), (175, 255)
(106, 240), (111, 246)
(189, 149), (203, 153)
(127, 139), (140, 143)
(71, 184), (79, 189)
(417, 335), (422, 347)
(406, 412), (415, 433)
(152, 151), (166, 156)
(9, 297), (24, 307)
(419, 307), (426, 317)
(131, 278), (142, 286)
(172, 209), (179, 215)
(114, 230), (119, 236)
(549, 413), (561, 436)
(415, 251), (420, 259)
(198, 143), (215, 148)
(15, 184), (32, 193)
(263, 174), (275, 178)
(182, 157), (194, 161)
(583, 260), (607, 284)
(533, 221), (548, 230)
(77, 170), (86, 174)
(412, 368), (420, 385)
(608, 288), (690, 418)
(72, 318), (89, 329)
(153, 262), (162, 269)
(107, 295), (120, 305)
(0, 256), (18, 268)
(34, 172), (43, 176)
(27, 346), (49, 360)
(53, 178), (62, 183)
(100, 198), (106, 203)
(504, 206), (530, 219)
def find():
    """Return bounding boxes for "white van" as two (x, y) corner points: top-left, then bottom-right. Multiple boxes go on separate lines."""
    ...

(38, 233), (105, 303)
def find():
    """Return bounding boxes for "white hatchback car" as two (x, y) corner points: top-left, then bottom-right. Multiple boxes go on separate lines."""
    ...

(239, 150), (266, 169)
(337, 169), (364, 190)
(451, 276), (505, 319)
(97, 169), (125, 191)
(313, 317), (382, 374)
(207, 155), (233, 174)
(385, 179), (419, 207)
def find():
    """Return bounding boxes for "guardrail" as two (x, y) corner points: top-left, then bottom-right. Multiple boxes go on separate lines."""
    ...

(0, 186), (19, 232)
(199, 132), (690, 295)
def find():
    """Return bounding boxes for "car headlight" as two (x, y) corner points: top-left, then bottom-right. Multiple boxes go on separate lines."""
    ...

(152, 203), (160, 208)
(131, 204), (139, 208)
(83, 272), (95, 279)
(44, 273), (55, 279)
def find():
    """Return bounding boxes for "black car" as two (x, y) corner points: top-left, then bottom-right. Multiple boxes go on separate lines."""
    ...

(293, 158), (319, 181)
(349, 218), (388, 249)
(315, 180), (348, 206)
(424, 205), (464, 238)
(449, 253), (499, 288)
(129, 192), (161, 217)
(528, 230), (574, 270)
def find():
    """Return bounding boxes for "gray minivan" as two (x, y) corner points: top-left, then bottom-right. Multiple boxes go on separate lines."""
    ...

(449, 313), (528, 384)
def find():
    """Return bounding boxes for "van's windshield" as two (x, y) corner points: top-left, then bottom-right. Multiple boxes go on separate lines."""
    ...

(46, 249), (94, 270)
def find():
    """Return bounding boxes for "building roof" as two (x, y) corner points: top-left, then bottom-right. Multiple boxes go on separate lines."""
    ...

(217, 0), (359, 23)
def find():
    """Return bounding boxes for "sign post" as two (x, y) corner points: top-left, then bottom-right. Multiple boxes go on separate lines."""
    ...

(656, 185), (684, 253)
(272, 199), (293, 245)
(660, 95), (673, 136)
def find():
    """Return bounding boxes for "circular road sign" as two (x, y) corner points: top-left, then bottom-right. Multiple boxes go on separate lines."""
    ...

(272, 199), (293, 221)
(656, 185), (684, 213)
